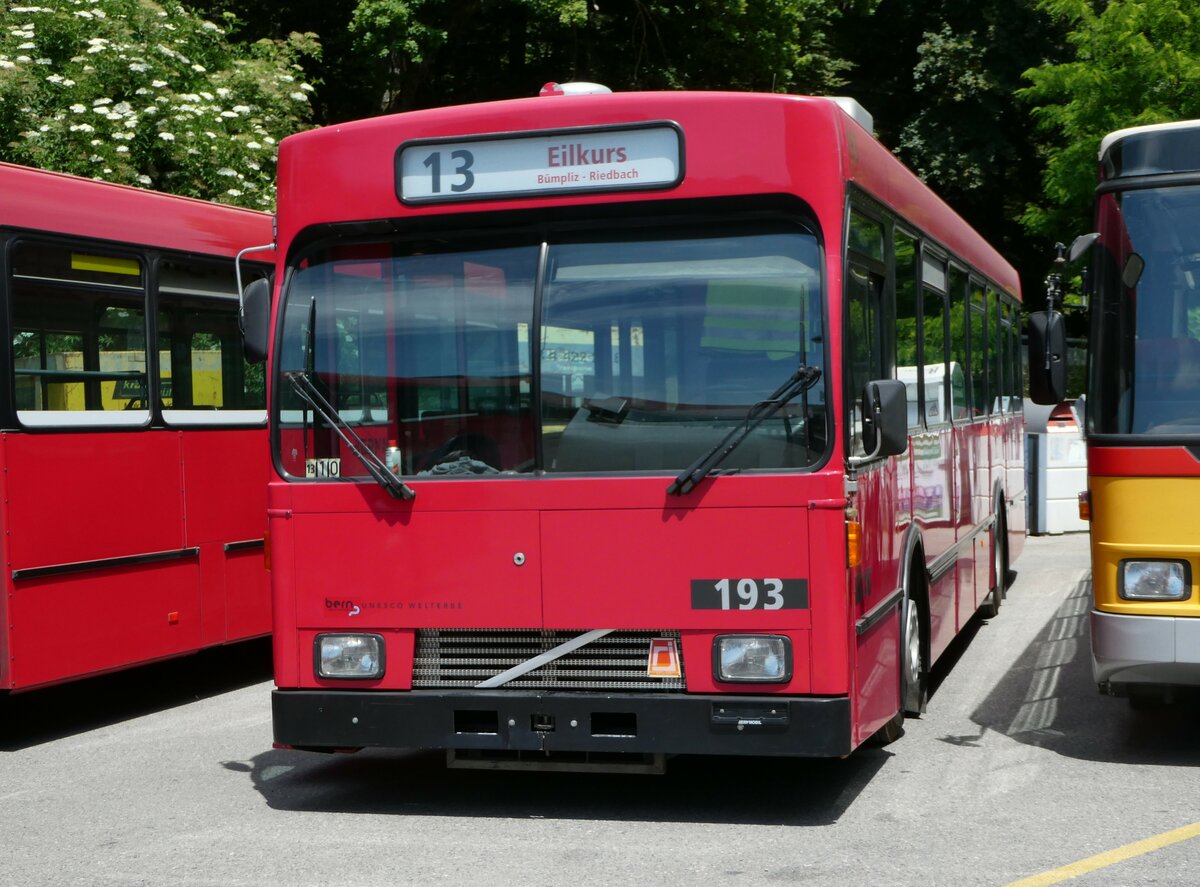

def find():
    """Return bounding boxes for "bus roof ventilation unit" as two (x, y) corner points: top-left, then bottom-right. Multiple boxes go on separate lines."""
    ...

(828, 97), (874, 137)
(539, 82), (613, 96)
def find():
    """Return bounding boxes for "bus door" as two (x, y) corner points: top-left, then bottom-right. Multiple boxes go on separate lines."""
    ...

(846, 219), (904, 730)
(157, 258), (270, 644)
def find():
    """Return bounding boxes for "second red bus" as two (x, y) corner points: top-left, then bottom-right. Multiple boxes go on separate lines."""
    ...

(0, 163), (273, 693)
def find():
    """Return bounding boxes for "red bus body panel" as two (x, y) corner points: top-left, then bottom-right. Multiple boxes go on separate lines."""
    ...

(0, 161), (271, 256)
(269, 473), (850, 694)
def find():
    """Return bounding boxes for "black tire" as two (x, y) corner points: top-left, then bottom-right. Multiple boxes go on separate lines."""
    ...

(980, 506), (1007, 619)
(868, 709), (906, 747)
(901, 592), (928, 716)
(996, 507), (1010, 601)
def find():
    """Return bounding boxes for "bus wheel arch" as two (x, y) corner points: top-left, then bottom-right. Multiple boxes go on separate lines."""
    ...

(867, 541), (928, 746)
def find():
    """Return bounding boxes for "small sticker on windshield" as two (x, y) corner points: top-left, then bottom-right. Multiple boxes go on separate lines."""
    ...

(305, 458), (341, 478)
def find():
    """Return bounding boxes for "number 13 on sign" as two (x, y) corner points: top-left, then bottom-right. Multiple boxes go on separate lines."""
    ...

(421, 149), (475, 194)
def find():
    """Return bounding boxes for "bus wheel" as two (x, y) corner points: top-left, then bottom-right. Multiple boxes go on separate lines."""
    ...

(981, 507), (1007, 618)
(901, 592), (927, 716)
(996, 505), (1010, 600)
(868, 709), (906, 747)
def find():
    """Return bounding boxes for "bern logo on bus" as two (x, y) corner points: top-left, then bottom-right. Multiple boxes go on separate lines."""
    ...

(325, 598), (361, 617)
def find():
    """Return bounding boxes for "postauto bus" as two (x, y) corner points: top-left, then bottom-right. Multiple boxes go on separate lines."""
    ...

(1032, 119), (1200, 707)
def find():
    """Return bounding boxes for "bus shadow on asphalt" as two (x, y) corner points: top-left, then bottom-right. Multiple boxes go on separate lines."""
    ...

(968, 576), (1200, 765)
(238, 745), (890, 825)
(0, 637), (273, 752)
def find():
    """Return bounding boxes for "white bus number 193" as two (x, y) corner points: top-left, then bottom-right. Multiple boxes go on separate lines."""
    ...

(714, 578), (784, 610)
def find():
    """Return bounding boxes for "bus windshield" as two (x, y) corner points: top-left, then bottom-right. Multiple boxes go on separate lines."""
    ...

(1092, 184), (1200, 435)
(277, 225), (827, 478)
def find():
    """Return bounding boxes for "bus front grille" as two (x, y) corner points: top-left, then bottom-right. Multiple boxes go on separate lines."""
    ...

(413, 629), (687, 691)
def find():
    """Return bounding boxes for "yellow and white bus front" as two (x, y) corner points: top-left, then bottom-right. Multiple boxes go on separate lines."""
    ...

(1084, 121), (1200, 700)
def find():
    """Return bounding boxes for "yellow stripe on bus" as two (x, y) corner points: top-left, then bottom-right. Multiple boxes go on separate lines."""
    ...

(71, 253), (139, 276)
(1004, 822), (1200, 886)
(1089, 475), (1200, 617)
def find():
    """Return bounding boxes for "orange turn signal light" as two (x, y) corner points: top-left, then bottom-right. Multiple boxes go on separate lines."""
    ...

(847, 519), (862, 568)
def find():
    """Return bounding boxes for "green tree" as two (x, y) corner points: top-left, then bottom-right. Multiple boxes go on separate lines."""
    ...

(183, 0), (374, 123)
(838, 0), (1067, 311)
(0, 0), (317, 208)
(1020, 0), (1200, 245)
(349, 0), (855, 112)
(190, 0), (856, 119)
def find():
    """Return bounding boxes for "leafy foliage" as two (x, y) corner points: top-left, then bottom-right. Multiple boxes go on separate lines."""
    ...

(0, 0), (317, 207)
(193, 0), (856, 119)
(7, 0), (1191, 323)
(1020, 0), (1200, 243)
(838, 0), (1067, 309)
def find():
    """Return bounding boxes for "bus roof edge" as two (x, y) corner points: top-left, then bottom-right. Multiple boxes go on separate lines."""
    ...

(828, 97), (874, 137)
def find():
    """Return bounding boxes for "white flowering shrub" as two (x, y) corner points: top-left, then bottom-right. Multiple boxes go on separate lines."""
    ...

(0, 0), (317, 208)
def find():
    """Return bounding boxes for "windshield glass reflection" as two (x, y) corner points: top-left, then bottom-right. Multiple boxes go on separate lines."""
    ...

(275, 227), (828, 478)
(1091, 185), (1200, 435)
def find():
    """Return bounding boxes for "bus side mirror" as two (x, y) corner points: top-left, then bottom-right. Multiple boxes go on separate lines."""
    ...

(1068, 232), (1100, 266)
(241, 277), (271, 365)
(861, 379), (907, 460)
(1028, 309), (1067, 405)
(1069, 233), (1101, 304)
(1122, 253), (1145, 289)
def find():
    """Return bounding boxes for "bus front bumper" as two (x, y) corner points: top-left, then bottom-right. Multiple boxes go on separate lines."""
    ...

(1091, 609), (1200, 692)
(272, 689), (852, 758)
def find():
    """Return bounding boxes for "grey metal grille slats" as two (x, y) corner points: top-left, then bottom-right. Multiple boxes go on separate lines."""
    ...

(413, 629), (686, 691)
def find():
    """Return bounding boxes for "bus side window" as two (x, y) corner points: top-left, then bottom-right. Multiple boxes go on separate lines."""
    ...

(1009, 301), (1023, 409)
(894, 229), (920, 429)
(10, 240), (147, 421)
(157, 258), (267, 420)
(921, 288), (949, 427)
(846, 209), (886, 455)
(992, 291), (1009, 413)
(948, 267), (969, 420)
(846, 263), (885, 454)
(969, 282), (988, 417)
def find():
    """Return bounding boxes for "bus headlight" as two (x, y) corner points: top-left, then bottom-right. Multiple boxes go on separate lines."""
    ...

(713, 635), (792, 683)
(315, 633), (385, 679)
(1119, 560), (1190, 601)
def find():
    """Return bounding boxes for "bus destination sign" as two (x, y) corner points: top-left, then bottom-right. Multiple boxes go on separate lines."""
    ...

(396, 123), (683, 204)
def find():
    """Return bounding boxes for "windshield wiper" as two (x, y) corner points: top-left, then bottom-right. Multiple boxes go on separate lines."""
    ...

(285, 370), (415, 501)
(667, 364), (822, 496)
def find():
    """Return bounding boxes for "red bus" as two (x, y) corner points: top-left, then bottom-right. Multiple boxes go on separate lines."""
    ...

(249, 84), (1024, 766)
(0, 162), (273, 692)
